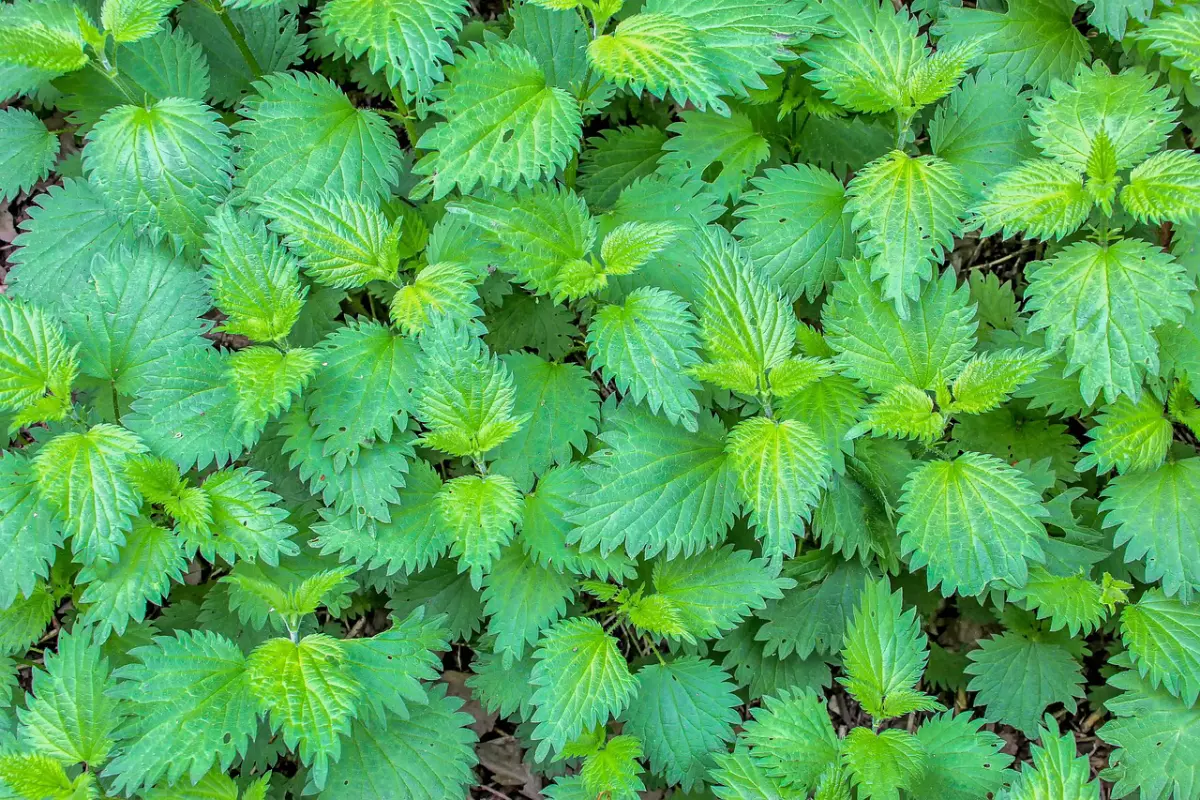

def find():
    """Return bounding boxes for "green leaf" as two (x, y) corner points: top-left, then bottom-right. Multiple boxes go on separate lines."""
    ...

(1030, 63), (1177, 174)
(438, 473), (522, 589)
(739, 688), (839, 791)
(483, 291), (577, 362)
(1134, 6), (1200, 84)
(0, 107), (58, 202)
(247, 634), (359, 787)
(0, 452), (63, 610)
(587, 287), (702, 432)
(726, 416), (830, 565)
(305, 317), (419, 459)
(481, 544), (574, 665)
(801, 0), (924, 115)
(929, 71), (1038, 202)
(389, 262), (480, 336)
(1100, 665), (1200, 800)
(839, 578), (942, 721)
(973, 160), (1091, 241)
(850, 383), (945, 443)
(756, 556), (873, 659)
(578, 125), (667, 210)
(1006, 567), (1122, 636)
(489, 353), (599, 491)
(1002, 718), (1099, 799)
(779, 374), (865, 473)
(0, 583), (54, 655)
(1121, 149), (1200, 225)
(733, 163), (852, 301)
(18, 627), (122, 766)
(33, 423), (148, 565)
(845, 150), (966, 316)
(623, 657), (740, 791)
(964, 631), (1085, 737)
(258, 191), (400, 289)
(451, 183), (595, 297)
(77, 520), (186, 640)
(63, 244), (210, 397)
(898, 452), (1048, 597)
(101, 0), (182, 42)
(933, 0), (1088, 91)
(947, 348), (1051, 415)
(842, 727), (927, 800)
(317, 0), (468, 103)
(1077, 393), (1172, 475)
(1121, 589), (1200, 705)
(709, 745), (804, 800)
(580, 735), (645, 800)
(0, 295), (77, 425)
(7, 178), (139, 310)
(1024, 238), (1192, 404)
(387, 560), (485, 642)
(312, 458), (450, 577)
(651, 544), (791, 640)
(529, 617), (637, 760)
(657, 110), (769, 203)
(233, 71), (401, 202)
(0, 0), (89, 75)
(320, 684), (478, 800)
(189, 467), (298, 565)
(228, 346), (319, 434)
(416, 319), (527, 459)
(824, 259), (977, 394)
(910, 713), (1013, 800)
(84, 97), (232, 250)
(124, 347), (255, 471)
(105, 630), (258, 793)
(414, 42), (581, 199)
(0, 753), (75, 800)
(568, 402), (739, 559)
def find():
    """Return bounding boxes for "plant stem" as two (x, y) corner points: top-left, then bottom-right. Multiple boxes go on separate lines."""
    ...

(217, 8), (262, 79)
(111, 382), (122, 425)
(391, 88), (420, 147)
(88, 61), (140, 105)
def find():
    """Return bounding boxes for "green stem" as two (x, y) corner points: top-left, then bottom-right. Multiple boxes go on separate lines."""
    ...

(110, 382), (122, 425)
(564, 153), (578, 190)
(391, 88), (420, 147)
(88, 61), (140, 105)
(216, 7), (262, 79)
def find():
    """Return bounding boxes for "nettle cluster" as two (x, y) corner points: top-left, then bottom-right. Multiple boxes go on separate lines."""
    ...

(2, 0), (1200, 796)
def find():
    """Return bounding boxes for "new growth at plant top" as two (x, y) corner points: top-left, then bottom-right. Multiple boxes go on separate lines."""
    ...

(2, 0), (1200, 797)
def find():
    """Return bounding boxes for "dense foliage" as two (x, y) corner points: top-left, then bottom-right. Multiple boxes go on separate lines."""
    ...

(2, 0), (1200, 796)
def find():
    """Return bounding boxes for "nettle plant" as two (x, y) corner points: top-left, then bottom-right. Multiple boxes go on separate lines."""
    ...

(3, 0), (1200, 796)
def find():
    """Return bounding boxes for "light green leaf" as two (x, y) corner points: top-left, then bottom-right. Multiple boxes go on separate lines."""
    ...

(850, 383), (945, 443)
(580, 735), (645, 800)
(1077, 393), (1172, 475)
(1121, 590), (1200, 706)
(389, 262), (480, 336)
(18, 627), (123, 766)
(1030, 63), (1177, 173)
(84, 97), (232, 250)
(1001, 718), (1099, 799)
(846, 150), (967, 316)
(709, 745), (804, 800)
(437, 473), (522, 589)
(0, 0), (89, 75)
(228, 346), (319, 434)
(726, 416), (830, 564)
(414, 42), (581, 198)
(898, 451), (1048, 596)
(77, 520), (186, 641)
(248, 634), (359, 788)
(973, 159), (1091, 240)
(0, 107), (58, 202)
(0, 295), (77, 425)
(101, 0), (182, 42)
(842, 728), (927, 800)
(189, 467), (298, 565)
(587, 287), (702, 432)
(947, 348), (1051, 415)
(0, 452), (63, 609)
(839, 578), (942, 721)
(1025, 238), (1193, 404)
(33, 423), (148, 565)
(318, 0), (468, 102)
(529, 617), (637, 760)
(910, 713), (1013, 800)
(1121, 149), (1200, 225)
